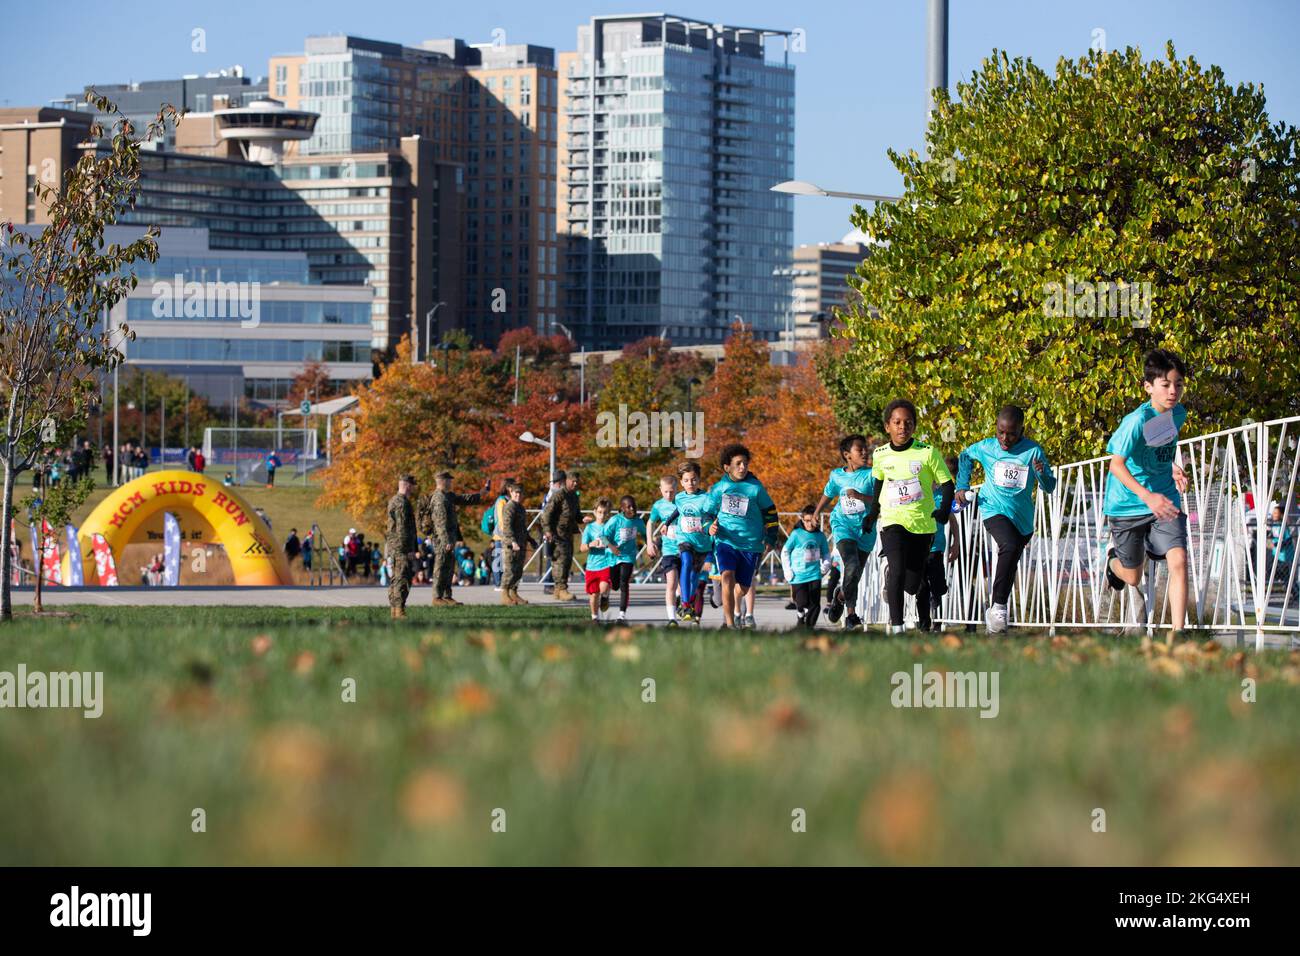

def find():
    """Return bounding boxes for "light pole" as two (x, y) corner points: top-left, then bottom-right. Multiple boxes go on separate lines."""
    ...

(424, 301), (446, 363)
(519, 423), (557, 485)
(771, 181), (903, 204)
(772, 266), (813, 347)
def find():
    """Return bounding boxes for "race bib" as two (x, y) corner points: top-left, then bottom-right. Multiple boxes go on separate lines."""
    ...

(1142, 411), (1178, 448)
(590, 536), (606, 549)
(801, 546), (820, 565)
(887, 477), (923, 507)
(720, 493), (749, 517)
(680, 515), (704, 534)
(839, 495), (866, 515)
(663, 523), (677, 539)
(992, 460), (1030, 490)
(618, 527), (636, 543)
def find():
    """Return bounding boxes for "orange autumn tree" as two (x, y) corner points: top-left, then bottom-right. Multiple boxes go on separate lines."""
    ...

(317, 338), (500, 529)
(747, 354), (843, 517)
(696, 321), (781, 470)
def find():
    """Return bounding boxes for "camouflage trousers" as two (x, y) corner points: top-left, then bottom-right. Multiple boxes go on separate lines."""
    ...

(432, 543), (454, 600)
(388, 553), (413, 609)
(551, 536), (574, 590)
(502, 547), (525, 591)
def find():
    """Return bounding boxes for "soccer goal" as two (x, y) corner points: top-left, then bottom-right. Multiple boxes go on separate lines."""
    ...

(202, 428), (319, 485)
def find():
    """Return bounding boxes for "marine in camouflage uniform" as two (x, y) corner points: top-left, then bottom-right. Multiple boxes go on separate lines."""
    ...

(540, 471), (582, 601)
(418, 472), (487, 607)
(500, 484), (536, 605)
(385, 475), (418, 618)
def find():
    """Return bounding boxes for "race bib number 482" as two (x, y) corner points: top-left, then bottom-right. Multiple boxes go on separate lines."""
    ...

(992, 460), (1030, 490)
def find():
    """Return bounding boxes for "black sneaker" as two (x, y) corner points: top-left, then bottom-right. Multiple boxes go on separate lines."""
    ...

(844, 612), (862, 630)
(1105, 547), (1125, 591)
(826, 587), (845, 624)
(707, 584), (719, 608)
(784, 600), (798, 611)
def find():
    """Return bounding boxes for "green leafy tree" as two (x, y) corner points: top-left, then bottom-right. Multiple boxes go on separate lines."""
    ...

(831, 43), (1300, 461)
(0, 94), (178, 621)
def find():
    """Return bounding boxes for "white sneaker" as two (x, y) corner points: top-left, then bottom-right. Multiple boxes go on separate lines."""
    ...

(1122, 588), (1148, 636)
(987, 604), (1008, 634)
(617, 612), (627, 624)
(888, 624), (906, 635)
(744, 613), (756, 629)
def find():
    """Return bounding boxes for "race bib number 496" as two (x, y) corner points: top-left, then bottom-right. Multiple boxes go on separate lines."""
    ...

(992, 460), (1030, 490)
(839, 495), (866, 515)
(720, 493), (749, 517)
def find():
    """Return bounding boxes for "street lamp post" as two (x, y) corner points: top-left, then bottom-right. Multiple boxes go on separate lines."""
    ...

(518, 423), (557, 484)
(770, 181), (903, 204)
(424, 301), (446, 363)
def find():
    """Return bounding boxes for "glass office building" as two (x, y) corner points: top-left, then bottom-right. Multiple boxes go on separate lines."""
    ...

(558, 15), (796, 349)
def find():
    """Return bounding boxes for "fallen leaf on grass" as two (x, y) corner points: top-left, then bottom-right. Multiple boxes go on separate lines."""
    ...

(941, 634), (963, 649)
(859, 770), (937, 863)
(399, 768), (466, 827)
(400, 646), (423, 673)
(610, 643), (641, 662)
(291, 651), (316, 675)
(1148, 656), (1184, 679)
(251, 724), (329, 784)
(542, 644), (570, 662)
(766, 699), (811, 733)
(466, 631), (497, 652)
(453, 680), (495, 715)
(604, 627), (636, 643)
(250, 635), (272, 656)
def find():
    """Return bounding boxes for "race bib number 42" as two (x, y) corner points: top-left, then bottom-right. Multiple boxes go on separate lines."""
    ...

(887, 477), (923, 507)
(992, 460), (1030, 490)
(720, 493), (749, 517)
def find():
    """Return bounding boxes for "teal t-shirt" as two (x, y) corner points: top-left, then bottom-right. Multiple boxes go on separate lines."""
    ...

(648, 497), (681, 556)
(822, 466), (878, 550)
(1272, 523), (1295, 564)
(605, 513), (646, 564)
(957, 436), (1055, 536)
(707, 475), (775, 553)
(1103, 402), (1188, 517)
(582, 519), (617, 572)
(783, 527), (829, 584)
(669, 491), (717, 552)
(930, 491), (947, 553)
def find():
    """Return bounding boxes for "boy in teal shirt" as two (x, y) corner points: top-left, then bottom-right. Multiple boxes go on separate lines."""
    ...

(605, 495), (646, 624)
(645, 475), (681, 625)
(651, 461), (718, 623)
(580, 498), (617, 623)
(707, 443), (780, 629)
(782, 505), (831, 628)
(1102, 349), (1190, 638)
(813, 434), (878, 630)
(956, 405), (1056, 634)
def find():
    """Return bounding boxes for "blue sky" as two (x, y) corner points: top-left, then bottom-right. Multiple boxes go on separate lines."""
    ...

(3, 0), (1296, 245)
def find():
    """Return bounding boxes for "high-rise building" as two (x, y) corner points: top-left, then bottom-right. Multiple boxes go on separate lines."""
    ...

(789, 235), (872, 339)
(557, 14), (797, 349)
(270, 34), (560, 346)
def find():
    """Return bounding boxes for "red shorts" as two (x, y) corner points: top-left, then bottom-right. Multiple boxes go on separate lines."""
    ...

(584, 567), (612, 594)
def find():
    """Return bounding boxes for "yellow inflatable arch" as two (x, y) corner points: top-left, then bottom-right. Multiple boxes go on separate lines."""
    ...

(65, 470), (294, 586)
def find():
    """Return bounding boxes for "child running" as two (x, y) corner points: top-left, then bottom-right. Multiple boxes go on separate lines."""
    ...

(651, 461), (718, 624)
(580, 497), (617, 623)
(782, 504), (832, 628)
(813, 434), (878, 630)
(1102, 349), (1190, 638)
(917, 456), (961, 632)
(707, 444), (780, 629)
(863, 400), (955, 634)
(955, 407), (1056, 633)
(606, 495), (647, 624)
(645, 476), (681, 625)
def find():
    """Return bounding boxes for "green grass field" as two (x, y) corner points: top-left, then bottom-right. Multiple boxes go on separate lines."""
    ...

(1, 606), (1297, 865)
